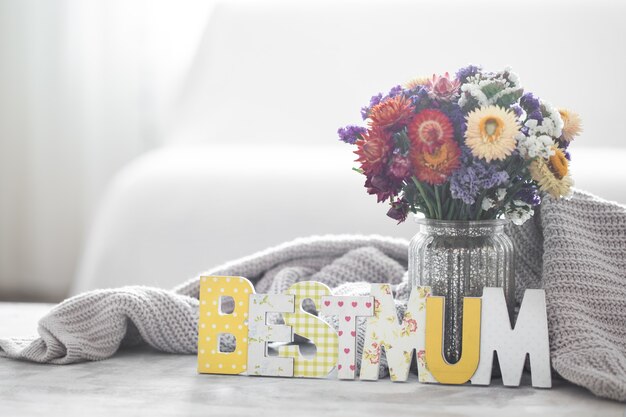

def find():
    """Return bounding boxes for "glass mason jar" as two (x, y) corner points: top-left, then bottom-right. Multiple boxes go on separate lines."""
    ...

(408, 219), (515, 364)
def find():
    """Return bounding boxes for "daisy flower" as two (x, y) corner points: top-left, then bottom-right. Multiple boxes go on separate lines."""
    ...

(529, 148), (573, 198)
(404, 76), (430, 90)
(410, 139), (461, 185)
(465, 105), (519, 162)
(407, 109), (454, 152)
(558, 109), (583, 142)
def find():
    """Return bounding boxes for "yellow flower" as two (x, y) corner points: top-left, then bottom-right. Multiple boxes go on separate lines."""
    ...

(558, 109), (583, 142)
(404, 76), (430, 90)
(529, 148), (573, 198)
(465, 105), (520, 162)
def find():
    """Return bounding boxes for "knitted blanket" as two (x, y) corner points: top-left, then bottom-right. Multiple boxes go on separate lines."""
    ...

(1, 190), (625, 402)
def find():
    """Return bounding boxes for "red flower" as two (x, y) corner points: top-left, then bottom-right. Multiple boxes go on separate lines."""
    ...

(354, 127), (391, 175)
(410, 138), (461, 185)
(407, 109), (454, 152)
(368, 95), (414, 132)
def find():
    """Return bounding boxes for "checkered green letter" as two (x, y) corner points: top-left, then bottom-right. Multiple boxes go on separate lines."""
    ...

(278, 281), (338, 378)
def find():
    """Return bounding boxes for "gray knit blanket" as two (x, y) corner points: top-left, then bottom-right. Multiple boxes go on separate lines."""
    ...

(1, 190), (625, 402)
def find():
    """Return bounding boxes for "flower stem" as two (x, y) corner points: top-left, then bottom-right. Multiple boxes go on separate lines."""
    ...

(497, 180), (526, 216)
(474, 190), (487, 220)
(446, 199), (455, 220)
(413, 177), (435, 219)
(435, 186), (443, 220)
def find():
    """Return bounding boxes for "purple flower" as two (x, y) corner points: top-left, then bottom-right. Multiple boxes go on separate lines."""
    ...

(387, 85), (403, 98)
(410, 87), (430, 108)
(369, 93), (383, 107)
(520, 92), (546, 122)
(455, 65), (481, 83)
(528, 110), (544, 123)
(444, 102), (467, 139)
(337, 125), (367, 144)
(515, 185), (541, 207)
(361, 93), (384, 120)
(510, 104), (523, 118)
(449, 148), (509, 205)
(520, 93), (541, 115)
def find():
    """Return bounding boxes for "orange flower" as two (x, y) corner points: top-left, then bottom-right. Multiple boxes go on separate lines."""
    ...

(558, 109), (582, 142)
(368, 95), (414, 131)
(407, 109), (454, 152)
(549, 147), (569, 179)
(354, 127), (391, 175)
(410, 139), (461, 185)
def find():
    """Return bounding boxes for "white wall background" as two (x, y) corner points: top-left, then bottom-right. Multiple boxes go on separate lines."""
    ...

(0, 0), (212, 301)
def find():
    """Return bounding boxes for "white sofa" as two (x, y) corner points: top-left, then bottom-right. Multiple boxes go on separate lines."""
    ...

(73, 0), (626, 293)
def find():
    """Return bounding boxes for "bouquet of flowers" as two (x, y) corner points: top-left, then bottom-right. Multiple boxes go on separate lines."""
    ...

(337, 65), (582, 225)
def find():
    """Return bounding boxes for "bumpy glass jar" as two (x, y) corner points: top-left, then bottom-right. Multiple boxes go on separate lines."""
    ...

(409, 219), (515, 364)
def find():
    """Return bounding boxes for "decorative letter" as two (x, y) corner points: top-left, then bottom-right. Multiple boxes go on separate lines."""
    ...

(197, 276), (254, 375)
(247, 294), (295, 377)
(320, 295), (374, 379)
(425, 296), (481, 384)
(360, 284), (436, 382)
(278, 281), (338, 378)
(471, 288), (551, 388)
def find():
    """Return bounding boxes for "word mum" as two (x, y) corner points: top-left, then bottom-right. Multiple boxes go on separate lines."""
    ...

(198, 276), (551, 387)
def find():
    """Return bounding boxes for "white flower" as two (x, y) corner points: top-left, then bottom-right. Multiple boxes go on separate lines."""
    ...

(459, 83), (489, 107)
(506, 70), (521, 88)
(516, 133), (555, 159)
(482, 197), (495, 211)
(495, 188), (507, 201)
(524, 119), (538, 130)
(540, 100), (564, 138)
(522, 100), (564, 139)
(504, 200), (534, 226)
(459, 67), (522, 111)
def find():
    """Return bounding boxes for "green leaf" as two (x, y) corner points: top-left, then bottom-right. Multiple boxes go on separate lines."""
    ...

(481, 82), (504, 99)
(394, 129), (411, 155)
(496, 88), (523, 108)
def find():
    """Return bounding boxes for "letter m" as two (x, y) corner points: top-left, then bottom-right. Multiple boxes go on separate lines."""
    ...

(471, 288), (551, 388)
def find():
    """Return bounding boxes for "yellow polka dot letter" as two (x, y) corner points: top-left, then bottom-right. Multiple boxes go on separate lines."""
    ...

(197, 276), (254, 375)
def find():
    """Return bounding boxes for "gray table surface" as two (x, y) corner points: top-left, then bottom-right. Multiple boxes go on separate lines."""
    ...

(0, 302), (624, 417)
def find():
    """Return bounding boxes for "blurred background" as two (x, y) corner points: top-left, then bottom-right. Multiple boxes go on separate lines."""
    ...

(1, 0), (625, 303)
(0, 0), (213, 301)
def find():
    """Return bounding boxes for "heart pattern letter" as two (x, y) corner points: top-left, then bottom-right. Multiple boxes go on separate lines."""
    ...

(319, 294), (375, 380)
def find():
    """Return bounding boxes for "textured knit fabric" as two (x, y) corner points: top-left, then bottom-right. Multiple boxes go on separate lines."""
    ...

(1, 190), (626, 402)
